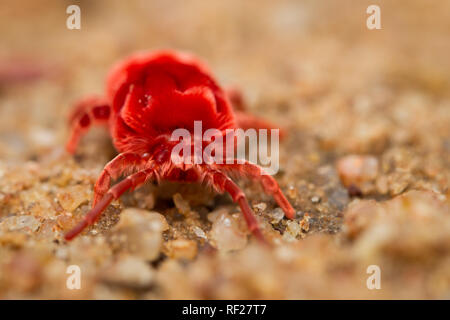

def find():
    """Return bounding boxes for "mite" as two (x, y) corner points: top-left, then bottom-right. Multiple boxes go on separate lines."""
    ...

(64, 50), (295, 242)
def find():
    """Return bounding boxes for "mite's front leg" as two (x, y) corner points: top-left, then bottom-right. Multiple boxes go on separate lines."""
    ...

(65, 167), (155, 240)
(93, 152), (147, 206)
(66, 95), (111, 154)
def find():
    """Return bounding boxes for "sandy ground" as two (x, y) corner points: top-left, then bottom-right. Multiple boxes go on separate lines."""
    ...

(0, 0), (449, 299)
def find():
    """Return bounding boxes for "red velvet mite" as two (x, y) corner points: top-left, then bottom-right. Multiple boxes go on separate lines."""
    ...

(64, 50), (295, 242)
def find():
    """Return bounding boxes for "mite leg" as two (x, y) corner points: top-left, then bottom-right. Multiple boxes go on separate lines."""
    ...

(217, 161), (295, 219)
(226, 87), (246, 111)
(93, 153), (146, 206)
(64, 167), (154, 241)
(66, 95), (111, 154)
(205, 169), (266, 243)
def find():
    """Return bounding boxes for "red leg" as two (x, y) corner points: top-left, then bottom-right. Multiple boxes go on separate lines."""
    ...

(216, 161), (295, 219)
(204, 168), (266, 243)
(66, 95), (111, 154)
(226, 87), (246, 111)
(93, 153), (147, 206)
(64, 167), (155, 240)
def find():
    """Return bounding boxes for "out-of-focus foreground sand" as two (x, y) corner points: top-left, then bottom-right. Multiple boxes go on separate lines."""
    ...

(0, 0), (449, 299)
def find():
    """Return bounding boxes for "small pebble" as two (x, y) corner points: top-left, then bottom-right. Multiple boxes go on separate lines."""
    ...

(210, 211), (248, 252)
(253, 202), (267, 212)
(287, 186), (297, 199)
(286, 220), (300, 237)
(192, 226), (207, 239)
(56, 185), (90, 212)
(112, 208), (168, 261)
(165, 239), (198, 260)
(0, 215), (41, 233)
(299, 214), (310, 232)
(337, 155), (379, 189)
(101, 256), (154, 288)
(268, 208), (285, 224)
(173, 193), (190, 216)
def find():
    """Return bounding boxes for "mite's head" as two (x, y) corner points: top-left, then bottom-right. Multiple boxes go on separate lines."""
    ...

(106, 50), (236, 140)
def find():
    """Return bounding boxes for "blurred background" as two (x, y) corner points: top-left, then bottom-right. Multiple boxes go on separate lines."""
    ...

(0, 0), (449, 160)
(0, 0), (449, 299)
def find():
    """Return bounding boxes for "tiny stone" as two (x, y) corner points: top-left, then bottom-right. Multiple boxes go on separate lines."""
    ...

(207, 208), (228, 223)
(173, 193), (190, 216)
(0, 215), (41, 233)
(210, 211), (247, 252)
(286, 220), (300, 237)
(311, 196), (321, 203)
(56, 184), (90, 212)
(115, 208), (169, 232)
(288, 186), (297, 199)
(101, 256), (154, 288)
(282, 230), (297, 242)
(112, 208), (168, 261)
(253, 202), (267, 212)
(299, 214), (310, 232)
(192, 226), (207, 239)
(268, 208), (284, 224)
(165, 239), (198, 260)
(337, 155), (379, 188)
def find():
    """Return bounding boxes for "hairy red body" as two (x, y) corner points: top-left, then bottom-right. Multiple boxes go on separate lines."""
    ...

(65, 50), (295, 242)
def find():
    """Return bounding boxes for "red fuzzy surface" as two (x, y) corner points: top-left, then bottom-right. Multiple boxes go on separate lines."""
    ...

(106, 51), (236, 153)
